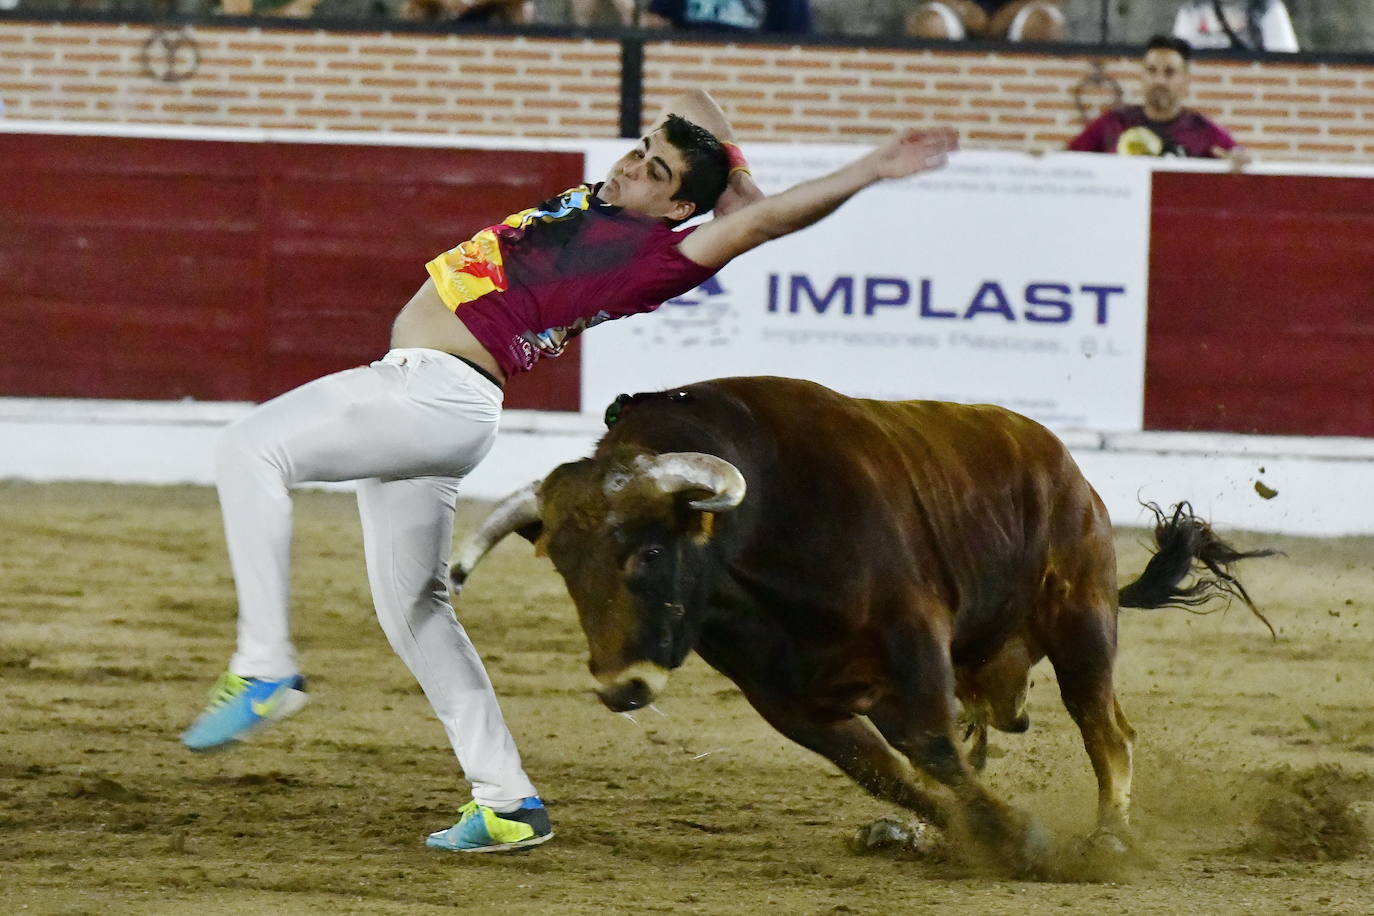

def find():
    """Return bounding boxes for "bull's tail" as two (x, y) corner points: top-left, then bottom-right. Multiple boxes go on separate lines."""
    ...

(1117, 501), (1279, 638)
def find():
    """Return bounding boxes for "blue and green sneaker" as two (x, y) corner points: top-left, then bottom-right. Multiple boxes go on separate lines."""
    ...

(181, 672), (309, 752)
(425, 797), (553, 853)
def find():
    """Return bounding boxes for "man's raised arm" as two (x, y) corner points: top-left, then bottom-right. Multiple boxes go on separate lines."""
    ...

(650, 89), (735, 142)
(675, 127), (958, 270)
(651, 89), (762, 215)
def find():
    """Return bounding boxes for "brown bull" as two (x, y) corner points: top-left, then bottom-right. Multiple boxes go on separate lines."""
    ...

(451, 376), (1271, 873)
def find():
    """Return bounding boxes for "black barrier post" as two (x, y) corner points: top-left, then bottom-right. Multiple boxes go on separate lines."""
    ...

(620, 35), (644, 139)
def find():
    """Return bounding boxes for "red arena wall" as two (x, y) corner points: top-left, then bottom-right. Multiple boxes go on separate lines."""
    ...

(1146, 171), (1374, 437)
(4, 130), (1373, 436)
(3, 19), (1373, 436)
(0, 132), (584, 410)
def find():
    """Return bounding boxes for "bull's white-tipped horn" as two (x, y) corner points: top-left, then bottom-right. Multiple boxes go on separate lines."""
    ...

(636, 452), (746, 512)
(449, 481), (542, 593)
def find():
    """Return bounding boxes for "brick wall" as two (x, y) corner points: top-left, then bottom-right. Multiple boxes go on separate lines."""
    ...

(0, 23), (622, 135)
(2, 21), (1372, 160)
(642, 43), (1374, 159)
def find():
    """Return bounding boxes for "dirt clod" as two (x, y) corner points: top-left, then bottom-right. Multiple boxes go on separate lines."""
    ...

(1251, 765), (1371, 861)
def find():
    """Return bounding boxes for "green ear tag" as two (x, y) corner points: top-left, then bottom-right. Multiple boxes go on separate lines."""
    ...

(604, 393), (633, 428)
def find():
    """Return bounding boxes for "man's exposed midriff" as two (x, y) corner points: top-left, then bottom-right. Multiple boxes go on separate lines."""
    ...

(390, 280), (507, 385)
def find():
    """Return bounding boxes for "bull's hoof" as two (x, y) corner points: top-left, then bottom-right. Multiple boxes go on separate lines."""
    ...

(1005, 815), (1054, 879)
(1083, 827), (1130, 857)
(1055, 827), (1144, 882)
(846, 815), (942, 859)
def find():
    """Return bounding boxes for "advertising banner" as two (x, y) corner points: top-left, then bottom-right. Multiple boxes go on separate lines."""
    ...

(580, 143), (1152, 431)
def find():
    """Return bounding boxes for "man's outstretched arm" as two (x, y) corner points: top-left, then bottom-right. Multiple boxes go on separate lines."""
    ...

(675, 127), (958, 269)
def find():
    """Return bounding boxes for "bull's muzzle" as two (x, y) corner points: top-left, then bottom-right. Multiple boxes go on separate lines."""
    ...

(594, 661), (669, 712)
(597, 678), (654, 712)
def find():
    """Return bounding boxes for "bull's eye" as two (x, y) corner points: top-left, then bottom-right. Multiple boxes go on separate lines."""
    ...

(625, 544), (669, 584)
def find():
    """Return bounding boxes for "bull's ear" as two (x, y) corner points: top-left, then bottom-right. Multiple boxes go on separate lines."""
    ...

(516, 521), (545, 545)
(531, 527), (553, 559)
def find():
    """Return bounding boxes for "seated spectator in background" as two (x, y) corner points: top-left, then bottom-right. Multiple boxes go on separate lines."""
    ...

(643, 0), (812, 34)
(905, 0), (1064, 42)
(572, 0), (637, 25)
(1173, 0), (1299, 53)
(1069, 34), (1250, 169)
(401, 0), (533, 21)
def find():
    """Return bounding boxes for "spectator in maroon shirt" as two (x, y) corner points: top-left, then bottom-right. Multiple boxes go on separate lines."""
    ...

(1069, 34), (1251, 170)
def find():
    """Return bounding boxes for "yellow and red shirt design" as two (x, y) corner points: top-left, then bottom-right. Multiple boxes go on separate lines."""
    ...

(425, 187), (594, 313)
(425, 228), (508, 310)
(422, 184), (717, 377)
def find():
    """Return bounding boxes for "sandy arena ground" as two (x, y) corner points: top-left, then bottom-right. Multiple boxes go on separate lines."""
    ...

(2, 481), (1372, 915)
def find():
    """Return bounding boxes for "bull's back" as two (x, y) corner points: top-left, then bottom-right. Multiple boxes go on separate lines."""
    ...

(690, 377), (1106, 613)
(605, 376), (1107, 617)
(701, 376), (1081, 504)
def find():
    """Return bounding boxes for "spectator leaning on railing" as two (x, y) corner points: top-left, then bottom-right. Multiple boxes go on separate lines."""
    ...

(905, 0), (1065, 43)
(1068, 34), (1251, 171)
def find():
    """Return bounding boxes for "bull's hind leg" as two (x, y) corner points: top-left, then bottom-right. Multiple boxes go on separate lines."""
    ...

(956, 636), (1037, 770)
(1045, 600), (1136, 844)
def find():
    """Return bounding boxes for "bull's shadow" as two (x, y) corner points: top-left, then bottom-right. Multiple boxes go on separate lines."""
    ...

(451, 376), (1274, 879)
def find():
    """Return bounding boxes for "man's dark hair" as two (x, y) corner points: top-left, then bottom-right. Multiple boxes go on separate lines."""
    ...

(659, 113), (730, 223)
(1146, 34), (1193, 62)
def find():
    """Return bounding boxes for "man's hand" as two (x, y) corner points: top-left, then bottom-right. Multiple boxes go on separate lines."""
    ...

(679, 125), (958, 270)
(1212, 145), (1252, 173)
(713, 170), (764, 217)
(867, 127), (960, 181)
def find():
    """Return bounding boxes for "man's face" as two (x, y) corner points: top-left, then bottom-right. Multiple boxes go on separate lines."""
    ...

(598, 129), (695, 223)
(1141, 48), (1190, 118)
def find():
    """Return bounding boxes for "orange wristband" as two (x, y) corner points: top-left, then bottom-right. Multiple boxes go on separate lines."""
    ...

(722, 141), (751, 176)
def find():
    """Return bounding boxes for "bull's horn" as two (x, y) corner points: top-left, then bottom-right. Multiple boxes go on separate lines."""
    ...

(636, 453), (746, 512)
(449, 481), (542, 593)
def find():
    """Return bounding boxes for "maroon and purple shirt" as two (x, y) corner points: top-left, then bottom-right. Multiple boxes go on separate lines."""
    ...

(425, 183), (717, 377)
(1068, 105), (1237, 159)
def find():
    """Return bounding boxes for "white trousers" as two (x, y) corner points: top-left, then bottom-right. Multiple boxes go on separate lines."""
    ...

(214, 347), (537, 809)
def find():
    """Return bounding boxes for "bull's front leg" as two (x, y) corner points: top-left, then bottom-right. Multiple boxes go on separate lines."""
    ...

(735, 682), (953, 830)
(867, 618), (1050, 876)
